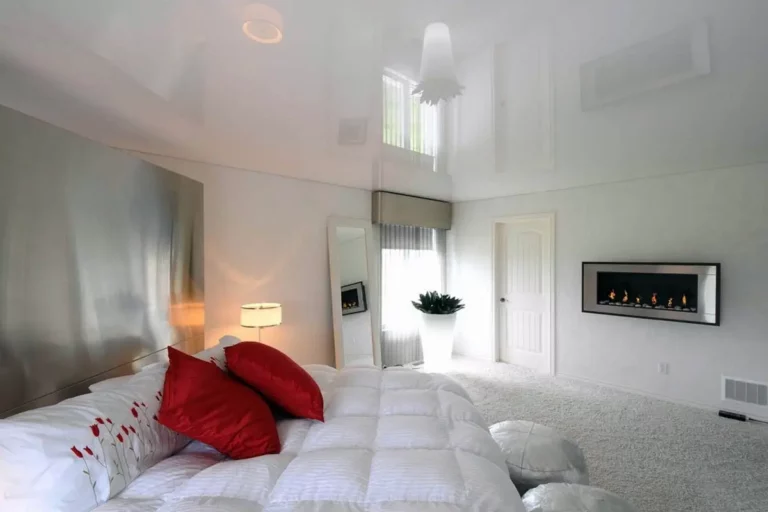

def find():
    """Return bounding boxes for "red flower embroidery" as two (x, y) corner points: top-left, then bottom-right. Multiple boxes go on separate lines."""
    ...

(121, 425), (129, 435)
(133, 401), (140, 408)
(106, 418), (113, 425)
(84, 446), (94, 456)
(116, 433), (124, 443)
(95, 417), (105, 425)
(90, 424), (100, 437)
(131, 408), (138, 418)
(72, 445), (97, 504)
(129, 426), (136, 434)
(141, 402), (146, 407)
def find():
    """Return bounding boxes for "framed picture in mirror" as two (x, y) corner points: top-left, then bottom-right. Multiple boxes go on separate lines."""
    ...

(341, 282), (367, 316)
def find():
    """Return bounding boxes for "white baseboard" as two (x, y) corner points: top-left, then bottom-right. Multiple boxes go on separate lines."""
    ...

(556, 372), (720, 414)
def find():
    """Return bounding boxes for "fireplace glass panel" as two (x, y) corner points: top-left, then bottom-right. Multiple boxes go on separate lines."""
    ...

(596, 272), (698, 312)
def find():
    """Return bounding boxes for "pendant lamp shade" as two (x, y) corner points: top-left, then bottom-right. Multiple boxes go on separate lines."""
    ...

(413, 23), (463, 105)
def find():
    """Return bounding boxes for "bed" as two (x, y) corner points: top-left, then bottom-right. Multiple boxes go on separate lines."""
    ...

(1, 360), (524, 512)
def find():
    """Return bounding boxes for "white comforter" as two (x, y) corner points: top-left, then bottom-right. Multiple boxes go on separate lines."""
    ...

(94, 365), (524, 512)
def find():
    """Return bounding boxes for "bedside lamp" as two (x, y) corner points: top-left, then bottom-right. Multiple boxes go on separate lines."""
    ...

(241, 303), (282, 342)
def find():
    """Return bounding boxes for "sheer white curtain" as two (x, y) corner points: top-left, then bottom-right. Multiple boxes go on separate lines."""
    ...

(380, 225), (446, 367)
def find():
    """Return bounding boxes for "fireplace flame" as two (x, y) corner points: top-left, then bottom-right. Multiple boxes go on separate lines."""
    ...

(682, 294), (687, 307)
(635, 296), (641, 304)
(668, 297), (673, 308)
(651, 293), (658, 306)
(622, 290), (629, 303)
(609, 289), (616, 301)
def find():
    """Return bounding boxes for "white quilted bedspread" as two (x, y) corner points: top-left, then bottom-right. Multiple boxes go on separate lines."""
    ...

(94, 365), (524, 512)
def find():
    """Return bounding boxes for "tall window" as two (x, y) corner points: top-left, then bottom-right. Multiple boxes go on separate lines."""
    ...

(382, 69), (442, 171)
(380, 225), (446, 367)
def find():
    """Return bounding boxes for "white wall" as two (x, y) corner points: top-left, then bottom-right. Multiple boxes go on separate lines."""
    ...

(449, 163), (768, 412)
(133, 152), (370, 366)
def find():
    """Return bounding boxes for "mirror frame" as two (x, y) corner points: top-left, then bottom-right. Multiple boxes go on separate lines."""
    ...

(327, 217), (381, 369)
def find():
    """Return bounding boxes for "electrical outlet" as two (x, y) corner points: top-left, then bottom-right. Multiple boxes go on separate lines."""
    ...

(658, 362), (670, 375)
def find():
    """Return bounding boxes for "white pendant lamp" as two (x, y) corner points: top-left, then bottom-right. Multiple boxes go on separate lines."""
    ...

(413, 23), (463, 105)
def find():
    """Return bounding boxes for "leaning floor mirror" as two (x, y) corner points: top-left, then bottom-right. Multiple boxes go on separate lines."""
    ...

(328, 218), (381, 369)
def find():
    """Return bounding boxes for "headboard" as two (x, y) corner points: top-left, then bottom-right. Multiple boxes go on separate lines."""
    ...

(0, 106), (204, 418)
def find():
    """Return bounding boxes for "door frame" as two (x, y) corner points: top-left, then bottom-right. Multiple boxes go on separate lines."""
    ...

(491, 212), (556, 375)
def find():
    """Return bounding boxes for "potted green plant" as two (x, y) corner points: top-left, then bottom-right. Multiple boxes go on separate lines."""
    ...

(412, 291), (465, 372)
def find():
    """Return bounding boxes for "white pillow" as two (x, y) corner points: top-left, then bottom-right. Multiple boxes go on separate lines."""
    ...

(88, 375), (134, 393)
(87, 363), (169, 393)
(139, 361), (170, 373)
(0, 339), (238, 510)
(0, 370), (190, 512)
(193, 336), (241, 370)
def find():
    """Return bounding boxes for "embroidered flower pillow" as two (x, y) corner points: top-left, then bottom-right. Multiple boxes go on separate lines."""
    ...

(0, 367), (189, 512)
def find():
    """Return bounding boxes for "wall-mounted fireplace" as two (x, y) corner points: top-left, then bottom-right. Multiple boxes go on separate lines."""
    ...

(582, 263), (720, 326)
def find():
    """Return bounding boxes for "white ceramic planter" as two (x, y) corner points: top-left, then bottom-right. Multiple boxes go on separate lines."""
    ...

(419, 312), (457, 373)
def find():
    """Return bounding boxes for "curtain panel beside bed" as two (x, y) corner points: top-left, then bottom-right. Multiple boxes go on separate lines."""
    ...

(380, 224), (446, 367)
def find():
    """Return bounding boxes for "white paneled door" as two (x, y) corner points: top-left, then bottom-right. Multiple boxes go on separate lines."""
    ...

(495, 215), (554, 374)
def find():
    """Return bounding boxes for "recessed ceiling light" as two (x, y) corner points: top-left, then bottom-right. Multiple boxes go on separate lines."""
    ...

(242, 3), (284, 44)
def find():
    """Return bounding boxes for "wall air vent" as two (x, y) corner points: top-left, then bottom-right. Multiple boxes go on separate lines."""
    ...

(723, 377), (768, 407)
(338, 118), (368, 145)
(581, 20), (710, 111)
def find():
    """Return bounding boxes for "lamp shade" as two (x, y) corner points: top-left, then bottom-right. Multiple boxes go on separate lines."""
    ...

(242, 3), (284, 44)
(414, 23), (463, 105)
(241, 303), (282, 328)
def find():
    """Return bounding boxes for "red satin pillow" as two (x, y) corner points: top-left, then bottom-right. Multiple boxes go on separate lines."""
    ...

(158, 346), (280, 459)
(225, 342), (324, 422)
